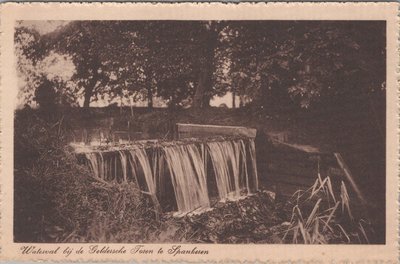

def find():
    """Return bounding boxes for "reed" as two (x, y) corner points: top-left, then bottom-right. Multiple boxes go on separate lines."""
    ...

(283, 171), (371, 244)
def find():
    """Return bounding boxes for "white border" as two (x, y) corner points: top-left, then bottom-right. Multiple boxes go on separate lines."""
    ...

(0, 2), (398, 262)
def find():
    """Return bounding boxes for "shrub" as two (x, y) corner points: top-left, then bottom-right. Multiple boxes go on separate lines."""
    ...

(14, 111), (93, 241)
(14, 111), (158, 242)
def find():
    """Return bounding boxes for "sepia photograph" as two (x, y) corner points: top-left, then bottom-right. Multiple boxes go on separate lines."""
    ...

(13, 19), (386, 246)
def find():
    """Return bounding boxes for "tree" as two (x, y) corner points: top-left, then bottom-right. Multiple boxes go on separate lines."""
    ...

(34, 77), (56, 109)
(136, 21), (207, 108)
(135, 21), (228, 109)
(41, 21), (147, 108)
(223, 21), (385, 110)
(25, 21), (384, 110)
(191, 22), (217, 108)
(128, 21), (219, 109)
(35, 21), (231, 109)
(40, 21), (205, 109)
(15, 24), (77, 108)
(15, 26), (44, 107)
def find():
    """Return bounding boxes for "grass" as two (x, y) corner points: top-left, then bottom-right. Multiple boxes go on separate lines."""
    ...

(282, 166), (372, 244)
(14, 111), (161, 243)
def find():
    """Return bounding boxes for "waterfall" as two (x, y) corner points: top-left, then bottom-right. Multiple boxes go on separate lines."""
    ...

(80, 138), (258, 215)
(163, 144), (210, 213)
(85, 152), (105, 180)
(119, 151), (128, 182)
(129, 148), (161, 210)
(248, 139), (259, 191)
(207, 140), (243, 200)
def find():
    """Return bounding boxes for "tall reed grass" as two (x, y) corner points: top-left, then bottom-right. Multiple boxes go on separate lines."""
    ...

(282, 169), (373, 244)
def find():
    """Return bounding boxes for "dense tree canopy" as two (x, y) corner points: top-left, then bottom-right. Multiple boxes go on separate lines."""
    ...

(15, 20), (385, 110)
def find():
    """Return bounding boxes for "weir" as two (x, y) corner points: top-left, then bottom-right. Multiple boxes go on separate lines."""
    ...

(72, 136), (258, 215)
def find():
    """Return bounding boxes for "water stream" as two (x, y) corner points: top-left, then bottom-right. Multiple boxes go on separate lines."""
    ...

(80, 138), (258, 214)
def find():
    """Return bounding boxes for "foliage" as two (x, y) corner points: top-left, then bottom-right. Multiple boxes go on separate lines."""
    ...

(72, 182), (159, 243)
(13, 110), (158, 242)
(14, 110), (92, 241)
(282, 174), (373, 244)
(40, 21), (143, 107)
(15, 21), (385, 110)
(15, 24), (76, 107)
(31, 21), (210, 108)
(224, 21), (385, 109)
(15, 25), (45, 106)
(66, 190), (281, 244)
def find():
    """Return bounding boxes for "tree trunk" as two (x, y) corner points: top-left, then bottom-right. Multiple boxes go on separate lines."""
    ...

(83, 77), (98, 108)
(192, 70), (208, 109)
(232, 88), (236, 108)
(192, 22), (218, 109)
(83, 91), (91, 108)
(120, 95), (123, 114)
(260, 74), (268, 109)
(147, 85), (153, 108)
(83, 60), (100, 108)
(83, 82), (95, 108)
(203, 94), (211, 108)
(239, 95), (244, 108)
(145, 69), (154, 109)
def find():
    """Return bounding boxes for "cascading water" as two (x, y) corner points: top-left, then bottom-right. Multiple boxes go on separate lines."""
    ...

(129, 148), (161, 210)
(85, 152), (104, 180)
(119, 151), (128, 182)
(163, 144), (210, 213)
(248, 139), (259, 191)
(76, 137), (258, 215)
(207, 140), (244, 200)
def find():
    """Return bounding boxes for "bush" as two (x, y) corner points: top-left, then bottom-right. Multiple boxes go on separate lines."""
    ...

(14, 111), (91, 241)
(14, 110), (158, 242)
